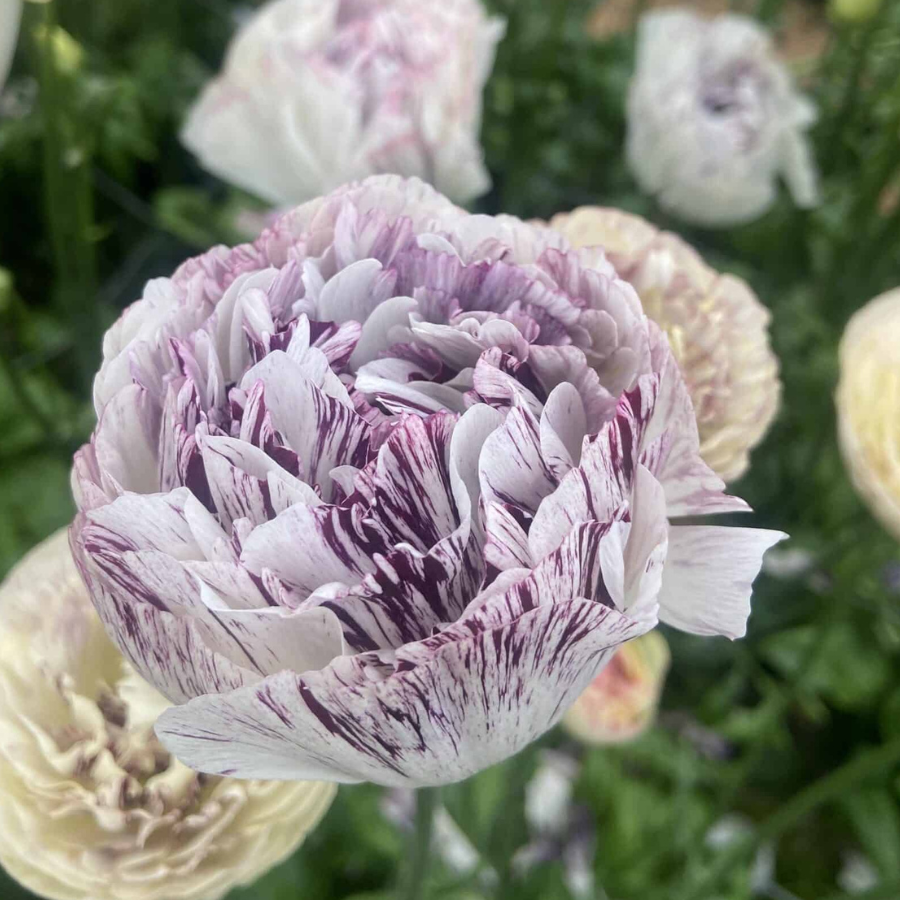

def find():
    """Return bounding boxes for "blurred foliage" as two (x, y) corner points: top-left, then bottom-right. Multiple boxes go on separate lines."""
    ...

(1, 0), (900, 899)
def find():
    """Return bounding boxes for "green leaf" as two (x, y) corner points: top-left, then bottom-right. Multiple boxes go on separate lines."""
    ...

(841, 790), (900, 881)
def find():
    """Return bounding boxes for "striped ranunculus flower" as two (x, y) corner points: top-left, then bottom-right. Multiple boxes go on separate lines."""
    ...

(71, 175), (784, 787)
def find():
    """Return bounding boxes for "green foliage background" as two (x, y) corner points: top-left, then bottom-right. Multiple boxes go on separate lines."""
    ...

(1, 0), (899, 898)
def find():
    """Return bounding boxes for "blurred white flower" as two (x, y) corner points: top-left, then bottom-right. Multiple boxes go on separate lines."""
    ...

(626, 8), (819, 227)
(836, 287), (900, 541)
(837, 851), (880, 894)
(0, 529), (336, 900)
(181, 0), (504, 206)
(518, 752), (595, 900)
(524, 752), (577, 835)
(552, 206), (781, 481)
(762, 546), (815, 580)
(562, 631), (670, 745)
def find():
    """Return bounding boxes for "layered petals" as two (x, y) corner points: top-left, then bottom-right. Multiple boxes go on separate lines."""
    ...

(73, 175), (783, 787)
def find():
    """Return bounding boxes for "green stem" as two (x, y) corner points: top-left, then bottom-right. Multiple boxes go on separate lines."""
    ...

(677, 736), (900, 900)
(754, 0), (785, 26)
(34, 1), (100, 395)
(821, 14), (882, 175)
(401, 787), (440, 900)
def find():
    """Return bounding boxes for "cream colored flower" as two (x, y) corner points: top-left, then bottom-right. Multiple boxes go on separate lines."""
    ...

(551, 206), (781, 481)
(0, 529), (336, 900)
(836, 288), (900, 541)
(562, 631), (670, 745)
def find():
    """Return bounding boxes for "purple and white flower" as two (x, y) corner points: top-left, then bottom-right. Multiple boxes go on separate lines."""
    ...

(181, 0), (504, 207)
(72, 175), (784, 787)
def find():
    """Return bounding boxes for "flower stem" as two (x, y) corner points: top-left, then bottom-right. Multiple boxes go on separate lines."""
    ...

(401, 787), (440, 900)
(33, 1), (100, 396)
(677, 735), (900, 900)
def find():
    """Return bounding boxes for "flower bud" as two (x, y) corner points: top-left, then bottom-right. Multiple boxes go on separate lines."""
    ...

(562, 632), (670, 744)
(829, 0), (882, 24)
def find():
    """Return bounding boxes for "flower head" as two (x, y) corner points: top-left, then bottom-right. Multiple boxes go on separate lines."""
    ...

(551, 207), (781, 481)
(0, 530), (335, 900)
(181, 0), (504, 206)
(836, 287), (900, 540)
(562, 631), (669, 744)
(626, 9), (819, 227)
(72, 175), (784, 788)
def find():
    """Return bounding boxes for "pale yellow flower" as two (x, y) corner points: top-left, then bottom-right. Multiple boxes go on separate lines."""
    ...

(562, 632), (670, 745)
(552, 207), (781, 481)
(0, 529), (336, 900)
(836, 288), (900, 541)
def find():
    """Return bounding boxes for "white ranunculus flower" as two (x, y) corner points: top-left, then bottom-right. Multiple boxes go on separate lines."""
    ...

(0, 529), (336, 900)
(181, 0), (504, 207)
(836, 288), (900, 541)
(552, 206), (781, 481)
(626, 8), (819, 227)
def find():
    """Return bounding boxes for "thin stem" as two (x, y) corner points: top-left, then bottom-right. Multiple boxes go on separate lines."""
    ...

(821, 14), (882, 175)
(677, 736), (900, 900)
(401, 787), (440, 900)
(34, 1), (100, 395)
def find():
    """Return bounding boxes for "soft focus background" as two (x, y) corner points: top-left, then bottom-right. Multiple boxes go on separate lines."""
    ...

(1, 1), (900, 899)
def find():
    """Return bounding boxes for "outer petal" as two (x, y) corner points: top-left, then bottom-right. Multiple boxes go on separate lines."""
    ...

(71, 528), (256, 705)
(157, 523), (655, 786)
(157, 599), (648, 786)
(659, 525), (786, 639)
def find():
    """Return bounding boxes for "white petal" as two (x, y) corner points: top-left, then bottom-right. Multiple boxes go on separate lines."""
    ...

(659, 525), (786, 639)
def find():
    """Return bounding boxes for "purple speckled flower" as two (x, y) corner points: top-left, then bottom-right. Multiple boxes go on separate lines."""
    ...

(71, 176), (784, 787)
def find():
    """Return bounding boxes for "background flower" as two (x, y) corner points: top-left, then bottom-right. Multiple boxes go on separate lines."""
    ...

(626, 8), (819, 227)
(71, 174), (782, 789)
(562, 631), (670, 744)
(551, 206), (781, 481)
(0, 529), (336, 900)
(181, 0), (504, 207)
(836, 287), (900, 541)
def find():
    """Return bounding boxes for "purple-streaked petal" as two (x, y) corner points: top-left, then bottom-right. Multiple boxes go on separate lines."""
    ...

(71, 518), (255, 704)
(93, 384), (161, 496)
(240, 502), (390, 598)
(479, 403), (557, 513)
(157, 594), (650, 786)
(239, 351), (371, 497)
